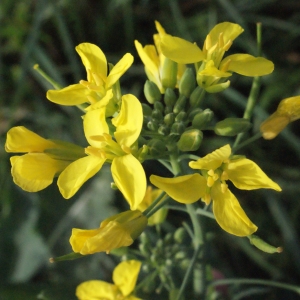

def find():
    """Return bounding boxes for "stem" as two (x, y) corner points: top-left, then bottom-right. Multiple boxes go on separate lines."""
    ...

(33, 64), (62, 89)
(233, 23), (263, 149)
(143, 191), (167, 217)
(232, 131), (262, 154)
(208, 278), (300, 295)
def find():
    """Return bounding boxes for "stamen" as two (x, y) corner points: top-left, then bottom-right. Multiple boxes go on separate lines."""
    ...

(207, 169), (215, 176)
(202, 193), (211, 205)
(221, 171), (229, 181)
(220, 59), (231, 72)
(121, 145), (131, 154)
(85, 146), (106, 159)
(91, 72), (105, 87)
(223, 40), (232, 51)
(205, 34), (212, 50)
(207, 176), (215, 187)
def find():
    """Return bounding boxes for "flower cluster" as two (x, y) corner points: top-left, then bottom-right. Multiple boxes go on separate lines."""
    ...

(5, 20), (298, 299)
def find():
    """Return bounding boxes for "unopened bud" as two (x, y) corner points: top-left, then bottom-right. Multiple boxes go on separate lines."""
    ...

(158, 124), (170, 136)
(147, 139), (166, 156)
(205, 80), (230, 93)
(152, 109), (164, 121)
(173, 94), (187, 114)
(142, 103), (153, 116)
(164, 113), (175, 126)
(154, 101), (164, 112)
(170, 122), (185, 135)
(174, 227), (189, 244)
(161, 58), (178, 89)
(164, 88), (177, 108)
(177, 129), (203, 151)
(189, 86), (204, 108)
(144, 80), (161, 104)
(179, 68), (196, 97)
(147, 120), (159, 131)
(192, 109), (214, 129)
(188, 107), (203, 121)
(175, 111), (187, 122)
(214, 118), (252, 136)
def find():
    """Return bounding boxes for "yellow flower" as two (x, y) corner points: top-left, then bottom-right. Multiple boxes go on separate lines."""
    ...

(70, 210), (147, 255)
(76, 260), (142, 300)
(47, 43), (133, 114)
(135, 21), (185, 92)
(5, 126), (85, 193)
(260, 95), (300, 139)
(58, 93), (146, 209)
(150, 145), (281, 236)
(159, 22), (274, 92)
(137, 186), (168, 225)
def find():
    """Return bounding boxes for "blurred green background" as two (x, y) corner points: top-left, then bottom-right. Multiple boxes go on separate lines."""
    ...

(1, 0), (300, 299)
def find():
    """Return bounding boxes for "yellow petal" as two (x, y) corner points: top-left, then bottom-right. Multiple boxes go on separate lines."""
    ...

(46, 84), (91, 105)
(260, 112), (290, 140)
(5, 126), (56, 152)
(58, 155), (106, 199)
(106, 53), (134, 89)
(135, 41), (160, 84)
(154, 20), (166, 35)
(211, 183), (258, 236)
(111, 155), (146, 210)
(208, 22), (244, 46)
(189, 144), (231, 170)
(150, 174), (206, 203)
(75, 43), (107, 82)
(205, 80), (230, 93)
(277, 95), (300, 121)
(198, 61), (232, 77)
(10, 154), (70, 192)
(220, 54), (274, 76)
(83, 107), (109, 148)
(71, 221), (133, 255)
(76, 280), (118, 300)
(113, 260), (141, 296)
(112, 94), (143, 148)
(84, 89), (113, 111)
(226, 158), (282, 191)
(160, 34), (204, 64)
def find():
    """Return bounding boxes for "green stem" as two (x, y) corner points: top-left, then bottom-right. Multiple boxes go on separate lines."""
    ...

(232, 131), (262, 154)
(145, 196), (170, 218)
(233, 23), (262, 149)
(143, 191), (167, 217)
(33, 64), (62, 89)
(208, 278), (300, 295)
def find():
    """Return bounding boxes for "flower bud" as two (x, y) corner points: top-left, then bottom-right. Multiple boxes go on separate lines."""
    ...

(164, 88), (177, 108)
(164, 113), (175, 126)
(174, 227), (189, 244)
(152, 109), (164, 121)
(147, 139), (166, 156)
(188, 107), (203, 121)
(173, 94), (187, 114)
(189, 86), (204, 108)
(154, 101), (164, 112)
(158, 124), (170, 136)
(175, 111), (187, 122)
(170, 122), (185, 135)
(161, 58), (178, 89)
(204, 80), (230, 93)
(179, 68), (196, 97)
(142, 103), (153, 116)
(192, 109), (214, 129)
(214, 118), (252, 136)
(144, 80), (161, 104)
(177, 129), (203, 151)
(147, 120), (159, 131)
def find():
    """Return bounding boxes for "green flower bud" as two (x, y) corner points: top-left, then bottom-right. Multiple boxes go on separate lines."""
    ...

(147, 120), (159, 131)
(177, 129), (203, 151)
(142, 103), (153, 116)
(248, 235), (283, 254)
(189, 86), (204, 108)
(164, 113), (175, 126)
(192, 109), (214, 129)
(179, 68), (196, 97)
(147, 139), (166, 156)
(174, 227), (188, 244)
(164, 106), (173, 115)
(175, 251), (186, 260)
(158, 124), (170, 136)
(152, 109), (164, 121)
(173, 94), (187, 114)
(164, 88), (177, 108)
(188, 107), (203, 121)
(170, 122), (185, 135)
(161, 58), (178, 89)
(214, 118), (252, 136)
(164, 232), (173, 245)
(175, 111), (187, 122)
(154, 101), (164, 112)
(144, 80), (161, 104)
